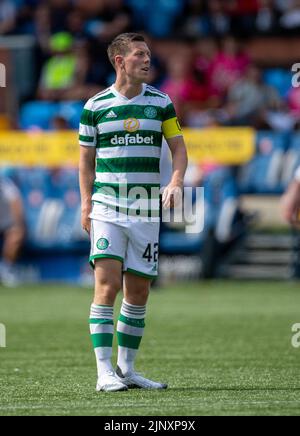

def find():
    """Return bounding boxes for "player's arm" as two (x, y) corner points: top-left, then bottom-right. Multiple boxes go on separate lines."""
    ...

(281, 167), (300, 227)
(163, 136), (188, 208)
(79, 146), (96, 234)
(161, 101), (188, 208)
(79, 100), (97, 234)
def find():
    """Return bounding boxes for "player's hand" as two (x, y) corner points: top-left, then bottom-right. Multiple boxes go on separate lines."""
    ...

(280, 180), (300, 227)
(161, 182), (183, 209)
(81, 207), (91, 235)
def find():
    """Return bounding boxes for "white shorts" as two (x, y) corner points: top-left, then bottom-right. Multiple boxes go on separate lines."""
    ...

(90, 218), (160, 279)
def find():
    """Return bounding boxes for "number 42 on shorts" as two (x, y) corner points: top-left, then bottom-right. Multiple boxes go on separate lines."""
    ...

(142, 243), (159, 262)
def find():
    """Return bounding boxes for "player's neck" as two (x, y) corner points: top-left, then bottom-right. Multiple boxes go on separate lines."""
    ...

(114, 77), (144, 100)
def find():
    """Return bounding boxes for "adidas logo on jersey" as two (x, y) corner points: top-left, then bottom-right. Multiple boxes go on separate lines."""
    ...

(105, 110), (117, 118)
(111, 134), (154, 146)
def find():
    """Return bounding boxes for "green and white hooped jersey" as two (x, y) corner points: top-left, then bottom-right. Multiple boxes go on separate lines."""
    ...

(79, 83), (182, 222)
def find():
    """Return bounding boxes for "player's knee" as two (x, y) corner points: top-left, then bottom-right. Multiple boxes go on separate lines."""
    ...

(126, 286), (149, 305)
(95, 277), (121, 298)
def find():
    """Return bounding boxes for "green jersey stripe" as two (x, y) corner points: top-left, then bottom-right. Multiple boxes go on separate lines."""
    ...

(164, 103), (177, 121)
(94, 188), (160, 201)
(80, 109), (95, 127)
(117, 331), (142, 350)
(91, 333), (113, 348)
(126, 268), (157, 279)
(93, 92), (115, 102)
(144, 91), (165, 98)
(96, 130), (163, 148)
(94, 182), (160, 199)
(96, 157), (160, 173)
(89, 319), (114, 325)
(94, 173), (160, 186)
(118, 314), (145, 328)
(93, 105), (165, 124)
(93, 200), (160, 218)
(79, 134), (94, 143)
(91, 87), (111, 100)
(146, 85), (167, 97)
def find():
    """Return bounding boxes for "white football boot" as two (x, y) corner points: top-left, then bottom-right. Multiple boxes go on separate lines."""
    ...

(116, 366), (168, 390)
(96, 370), (128, 392)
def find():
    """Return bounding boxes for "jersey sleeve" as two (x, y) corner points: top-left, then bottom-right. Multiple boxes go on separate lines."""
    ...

(79, 100), (97, 147)
(162, 96), (183, 140)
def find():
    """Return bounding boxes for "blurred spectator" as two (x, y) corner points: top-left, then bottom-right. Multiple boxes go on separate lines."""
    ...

(183, 0), (230, 38)
(48, 0), (73, 34)
(227, 65), (281, 128)
(126, 0), (184, 38)
(194, 37), (220, 104)
(33, 3), (51, 55)
(160, 50), (211, 123)
(287, 86), (300, 129)
(0, 176), (25, 287)
(15, 1), (41, 35)
(225, 64), (282, 127)
(0, 0), (17, 34)
(51, 115), (70, 130)
(208, 36), (250, 100)
(37, 32), (78, 100)
(274, 0), (294, 13)
(226, 0), (260, 36)
(76, 0), (131, 42)
(66, 7), (89, 44)
(281, 162), (300, 226)
(279, 0), (300, 32)
(255, 0), (279, 34)
(37, 32), (101, 101)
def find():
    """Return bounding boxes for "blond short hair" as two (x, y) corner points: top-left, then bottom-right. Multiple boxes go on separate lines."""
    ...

(107, 33), (146, 68)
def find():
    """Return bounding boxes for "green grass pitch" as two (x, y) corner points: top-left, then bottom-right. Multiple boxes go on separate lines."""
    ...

(1, 280), (300, 416)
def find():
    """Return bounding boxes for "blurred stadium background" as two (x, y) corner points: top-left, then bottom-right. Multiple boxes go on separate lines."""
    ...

(1, 0), (300, 285)
(1, 0), (300, 417)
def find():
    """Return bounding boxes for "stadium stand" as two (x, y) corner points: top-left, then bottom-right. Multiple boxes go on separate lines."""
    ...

(1, 0), (300, 283)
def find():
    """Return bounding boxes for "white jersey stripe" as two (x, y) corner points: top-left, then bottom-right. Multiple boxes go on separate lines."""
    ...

(96, 146), (161, 160)
(98, 119), (162, 134)
(95, 173), (160, 185)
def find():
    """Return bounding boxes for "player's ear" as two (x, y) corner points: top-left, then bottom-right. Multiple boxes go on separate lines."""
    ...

(115, 55), (124, 69)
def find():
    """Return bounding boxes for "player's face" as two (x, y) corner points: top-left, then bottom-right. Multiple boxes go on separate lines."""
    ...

(122, 42), (151, 83)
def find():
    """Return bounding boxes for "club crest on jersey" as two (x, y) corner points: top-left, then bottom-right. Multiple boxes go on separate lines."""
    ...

(144, 106), (157, 119)
(96, 238), (109, 250)
(124, 118), (140, 132)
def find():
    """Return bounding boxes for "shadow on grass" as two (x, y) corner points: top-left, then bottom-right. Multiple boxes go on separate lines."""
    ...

(168, 387), (300, 392)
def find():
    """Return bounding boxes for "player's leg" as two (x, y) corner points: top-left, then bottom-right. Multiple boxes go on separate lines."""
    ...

(116, 222), (167, 389)
(0, 224), (25, 287)
(2, 224), (24, 264)
(116, 271), (150, 376)
(89, 219), (127, 392)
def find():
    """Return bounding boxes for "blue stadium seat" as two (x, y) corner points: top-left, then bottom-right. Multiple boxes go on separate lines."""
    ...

(281, 132), (300, 189)
(204, 168), (239, 243)
(9, 167), (54, 244)
(20, 101), (84, 130)
(160, 168), (240, 254)
(126, 0), (184, 37)
(49, 168), (87, 248)
(263, 68), (292, 98)
(238, 131), (288, 194)
(57, 101), (85, 129)
(20, 101), (57, 130)
(159, 231), (204, 255)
